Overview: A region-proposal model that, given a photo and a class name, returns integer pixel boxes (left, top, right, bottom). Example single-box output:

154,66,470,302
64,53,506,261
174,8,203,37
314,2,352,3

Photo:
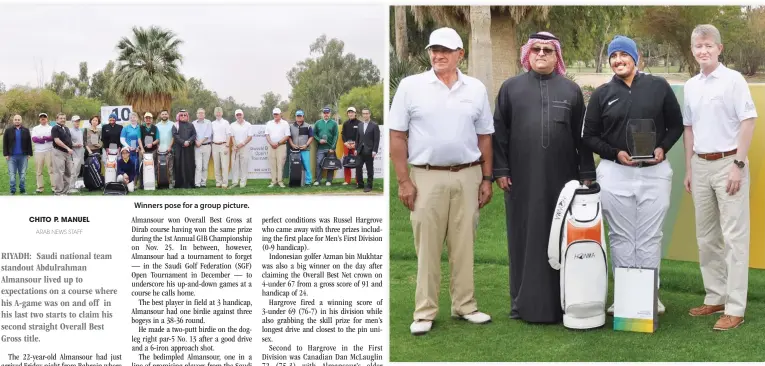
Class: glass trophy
626,119,656,161
144,136,154,147
90,134,99,145
130,140,137,150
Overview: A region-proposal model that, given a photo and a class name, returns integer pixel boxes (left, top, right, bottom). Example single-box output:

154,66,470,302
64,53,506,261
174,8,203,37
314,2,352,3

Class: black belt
618,160,658,168
201,142,211,145
412,160,482,172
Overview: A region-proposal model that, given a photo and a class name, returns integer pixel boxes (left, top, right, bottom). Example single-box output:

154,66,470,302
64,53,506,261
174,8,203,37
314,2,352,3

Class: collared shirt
121,123,142,150
13,128,23,155
683,63,758,154
69,127,84,151
51,123,73,152
230,120,253,145
155,120,174,152
361,120,370,135
193,119,213,143
211,118,232,143
388,68,494,166
141,124,160,152
265,119,291,143
31,124,53,152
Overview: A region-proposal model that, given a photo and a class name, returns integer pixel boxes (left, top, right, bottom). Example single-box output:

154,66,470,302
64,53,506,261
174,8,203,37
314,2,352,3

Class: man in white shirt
31,112,55,193
389,27,495,335
230,109,253,188
682,24,757,331
193,108,213,188
210,107,232,188
265,108,291,188
67,115,85,194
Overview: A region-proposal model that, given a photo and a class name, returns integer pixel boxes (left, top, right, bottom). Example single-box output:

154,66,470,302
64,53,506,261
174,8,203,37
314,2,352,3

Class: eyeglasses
531,47,555,55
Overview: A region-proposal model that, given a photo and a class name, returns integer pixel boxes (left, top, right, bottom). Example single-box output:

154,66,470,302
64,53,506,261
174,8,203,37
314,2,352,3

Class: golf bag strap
547,180,581,270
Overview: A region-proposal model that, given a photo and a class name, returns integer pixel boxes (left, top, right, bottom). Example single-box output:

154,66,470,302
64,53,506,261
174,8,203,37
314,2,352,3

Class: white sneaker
268,183,274,188
342,182,348,185
410,320,432,335
454,311,491,324
314,182,320,186
658,299,666,315
607,304,614,316
278,182,285,188
326,182,331,186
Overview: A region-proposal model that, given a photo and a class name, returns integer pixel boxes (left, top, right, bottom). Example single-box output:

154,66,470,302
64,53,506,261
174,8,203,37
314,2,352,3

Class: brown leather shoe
689,304,724,316
713,315,744,331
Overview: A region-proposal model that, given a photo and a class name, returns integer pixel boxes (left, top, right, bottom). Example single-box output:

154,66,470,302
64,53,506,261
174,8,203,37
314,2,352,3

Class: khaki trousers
35,150,54,191
194,144,212,187
231,147,249,187
268,144,287,184
51,149,72,195
212,143,230,187
410,164,481,321
68,151,84,191
691,154,750,317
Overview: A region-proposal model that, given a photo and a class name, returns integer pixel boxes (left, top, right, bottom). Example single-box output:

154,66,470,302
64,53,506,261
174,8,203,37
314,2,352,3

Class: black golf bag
289,150,305,187
83,153,103,191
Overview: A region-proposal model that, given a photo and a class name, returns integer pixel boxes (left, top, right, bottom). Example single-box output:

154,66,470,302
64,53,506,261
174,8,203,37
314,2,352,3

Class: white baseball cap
235,109,244,115
71,115,81,122
272,108,281,115
425,27,463,50
346,107,356,113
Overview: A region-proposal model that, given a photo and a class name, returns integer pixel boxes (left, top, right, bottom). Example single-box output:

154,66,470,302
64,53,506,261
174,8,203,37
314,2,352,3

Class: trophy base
631,155,654,162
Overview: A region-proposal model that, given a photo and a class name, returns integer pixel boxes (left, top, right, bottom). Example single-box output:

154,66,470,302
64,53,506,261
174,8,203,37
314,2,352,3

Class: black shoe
20,190,25,194
356,185,364,189
364,187,372,193
10,192,15,195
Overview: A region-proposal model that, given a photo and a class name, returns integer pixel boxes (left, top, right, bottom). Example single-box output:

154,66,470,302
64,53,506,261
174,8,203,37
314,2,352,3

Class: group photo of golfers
0,4,385,196
389,5,764,362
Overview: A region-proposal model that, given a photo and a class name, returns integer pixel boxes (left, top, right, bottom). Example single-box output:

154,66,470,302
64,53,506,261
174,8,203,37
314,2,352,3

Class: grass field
0,139,382,196
389,164,765,362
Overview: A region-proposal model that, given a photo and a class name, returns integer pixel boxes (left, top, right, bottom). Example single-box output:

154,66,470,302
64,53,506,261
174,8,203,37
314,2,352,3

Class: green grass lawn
0,138,382,196
389,163,765,362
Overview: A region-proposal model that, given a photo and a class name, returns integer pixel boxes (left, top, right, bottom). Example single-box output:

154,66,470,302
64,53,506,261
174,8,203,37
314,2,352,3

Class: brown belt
412,160,482,172
697,149,737,161
213,141,227,145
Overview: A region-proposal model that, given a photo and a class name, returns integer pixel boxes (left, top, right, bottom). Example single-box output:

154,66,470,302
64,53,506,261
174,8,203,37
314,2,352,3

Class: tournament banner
215,122,385,182
247,124,271,180
661,84,765,269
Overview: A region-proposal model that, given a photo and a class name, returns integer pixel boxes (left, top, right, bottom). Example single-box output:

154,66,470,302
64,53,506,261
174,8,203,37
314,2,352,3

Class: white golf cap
425,27,463,50
346,107,356,112
71,115,81,122
272,108,281,114
235,109,244,115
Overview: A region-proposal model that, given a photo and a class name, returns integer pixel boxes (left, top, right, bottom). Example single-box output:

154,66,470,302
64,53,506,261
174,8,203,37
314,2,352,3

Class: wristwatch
734,159,745,169
483,176,492,181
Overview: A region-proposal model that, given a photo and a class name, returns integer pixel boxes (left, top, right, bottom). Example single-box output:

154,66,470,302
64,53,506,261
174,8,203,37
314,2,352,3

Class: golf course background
388,84,765,362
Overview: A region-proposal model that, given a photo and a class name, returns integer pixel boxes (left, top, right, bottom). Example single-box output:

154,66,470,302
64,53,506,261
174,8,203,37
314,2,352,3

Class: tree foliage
338,83,384,125
2,29,382,133
113,26,187,116
288,35,380,122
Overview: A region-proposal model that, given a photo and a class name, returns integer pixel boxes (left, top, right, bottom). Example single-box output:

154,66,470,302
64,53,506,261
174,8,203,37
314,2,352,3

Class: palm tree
113,26,186,117
410,6,550,108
